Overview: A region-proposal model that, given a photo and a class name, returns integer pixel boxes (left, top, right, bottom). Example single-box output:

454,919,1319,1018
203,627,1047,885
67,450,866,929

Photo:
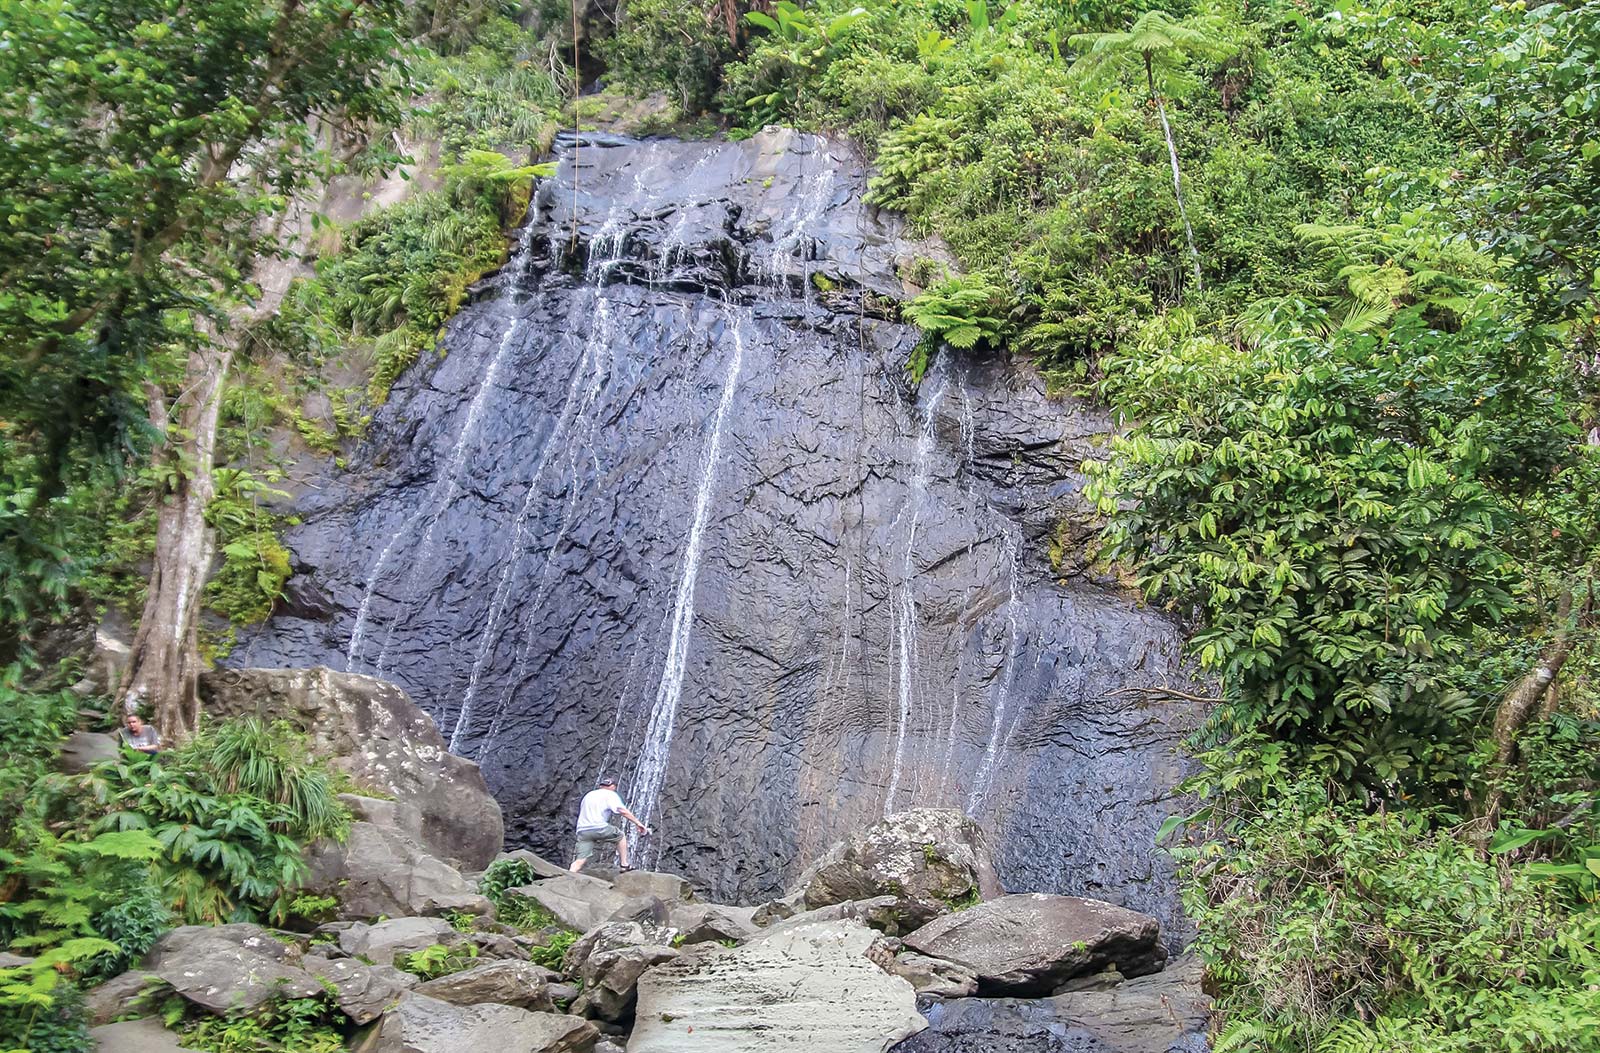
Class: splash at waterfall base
235,129,1204,941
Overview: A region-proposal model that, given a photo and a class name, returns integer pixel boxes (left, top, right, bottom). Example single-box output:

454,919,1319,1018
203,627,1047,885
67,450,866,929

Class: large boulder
199,666,503,868
628,919,925,1052
760,896,902,936
304,819,494,920
84,970,167,1025
58,731,120,774
413,959,557,1011
303,955,417,1024
562,922,678,1021
901,894,1165,996
90,1017,188,1053
143,925,323,1014
891,955,1211,1053
886,953,979,999
371,992,598,1053
793,810,1003,933
336,917,468,967
667,903,758,946
612,871,691,903
506,874,629,933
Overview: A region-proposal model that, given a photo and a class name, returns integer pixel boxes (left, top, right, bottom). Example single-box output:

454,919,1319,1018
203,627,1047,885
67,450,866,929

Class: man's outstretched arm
614,806,650,834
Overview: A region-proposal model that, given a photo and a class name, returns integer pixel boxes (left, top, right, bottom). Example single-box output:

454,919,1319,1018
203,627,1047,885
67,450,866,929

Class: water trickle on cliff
630,308,747,858
885,374,946,815
346,222,539,672
969,520,1026,813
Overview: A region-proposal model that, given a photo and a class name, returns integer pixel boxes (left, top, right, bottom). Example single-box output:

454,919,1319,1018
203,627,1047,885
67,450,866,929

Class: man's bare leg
570,857,587,873
616,835,630,870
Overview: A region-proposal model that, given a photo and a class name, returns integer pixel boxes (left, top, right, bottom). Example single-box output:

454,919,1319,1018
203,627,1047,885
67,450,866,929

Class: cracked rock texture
233,129,1201,937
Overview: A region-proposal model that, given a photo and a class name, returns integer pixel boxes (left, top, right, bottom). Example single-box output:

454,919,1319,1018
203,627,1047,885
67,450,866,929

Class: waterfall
629,309,746,852
884,376,946,814
968,521,1025,813
346,223,538,671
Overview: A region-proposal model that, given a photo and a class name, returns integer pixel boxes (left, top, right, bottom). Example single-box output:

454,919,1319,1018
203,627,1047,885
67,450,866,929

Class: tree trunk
118,324,235,741
1147,54,1203,291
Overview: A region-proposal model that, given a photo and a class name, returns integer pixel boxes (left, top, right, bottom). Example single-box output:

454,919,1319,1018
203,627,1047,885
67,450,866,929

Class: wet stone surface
233,129,1202,939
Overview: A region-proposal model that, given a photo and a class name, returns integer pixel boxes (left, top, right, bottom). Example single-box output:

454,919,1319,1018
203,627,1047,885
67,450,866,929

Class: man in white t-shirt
570,775,651,873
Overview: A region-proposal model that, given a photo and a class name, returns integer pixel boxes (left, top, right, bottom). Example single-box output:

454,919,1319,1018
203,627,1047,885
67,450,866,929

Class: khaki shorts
574,823,624,860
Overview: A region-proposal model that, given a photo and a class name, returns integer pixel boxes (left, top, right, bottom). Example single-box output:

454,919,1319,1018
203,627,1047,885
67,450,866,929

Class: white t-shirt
576,788,626,832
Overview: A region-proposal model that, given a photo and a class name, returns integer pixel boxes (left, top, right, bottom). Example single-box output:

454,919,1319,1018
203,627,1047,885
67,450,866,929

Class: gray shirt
122,725,160,751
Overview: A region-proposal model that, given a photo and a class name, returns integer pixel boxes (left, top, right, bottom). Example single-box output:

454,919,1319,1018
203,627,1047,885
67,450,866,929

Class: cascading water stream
968,520,1026,813
628,309,746,861
884,375,946,814
346,223,538,671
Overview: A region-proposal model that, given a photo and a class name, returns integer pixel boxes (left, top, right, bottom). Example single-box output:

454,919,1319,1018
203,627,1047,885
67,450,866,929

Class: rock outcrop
791,809,1003,932
563,922,679,1021
901,894,1166,996
235,130,1203,935
302,956,417,1024
507,874,632,932
892,955,1211,1053
303,816,494,920
199,666,503,868
333,917,469,967
143,925,324,1014
628,919,925,1052
89,1017,188,1053
413,959,558,1011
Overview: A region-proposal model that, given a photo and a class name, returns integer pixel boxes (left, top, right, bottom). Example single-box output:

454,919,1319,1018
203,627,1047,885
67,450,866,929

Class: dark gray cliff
235,129,1200,936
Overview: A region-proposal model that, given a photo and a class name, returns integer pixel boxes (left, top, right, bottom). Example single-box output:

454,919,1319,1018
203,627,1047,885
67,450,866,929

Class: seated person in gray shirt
122,712,161,754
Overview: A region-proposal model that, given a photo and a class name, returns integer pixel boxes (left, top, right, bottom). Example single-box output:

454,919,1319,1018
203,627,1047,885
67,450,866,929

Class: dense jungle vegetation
2,0,1598,1050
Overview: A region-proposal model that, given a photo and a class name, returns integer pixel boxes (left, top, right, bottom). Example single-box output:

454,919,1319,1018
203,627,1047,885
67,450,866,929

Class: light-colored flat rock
91,1017,190,1052
370,992,597,1053
628,919,925,1052
509,874,629,933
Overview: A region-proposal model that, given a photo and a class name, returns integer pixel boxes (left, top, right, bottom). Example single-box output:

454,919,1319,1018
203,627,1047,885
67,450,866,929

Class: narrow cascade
968,521,1025,813
345,224,538,670
629,308,746,858
885,375,946,815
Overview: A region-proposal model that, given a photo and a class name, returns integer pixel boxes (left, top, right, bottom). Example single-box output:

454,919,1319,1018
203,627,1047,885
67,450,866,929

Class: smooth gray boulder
759,895,902,936
338,916,467,967
499,848,570,880
90,1017,188,1053
793,810,1003,934
143,924,322,1013
84,969,167,1025
628,919,925,1052
887,953,979,998
901,894,1165,996
507,874,629,933
199,666,504,868
371,992,598,1053
414,958,556,1011
612,871,691,902
667,903,757,945
891,955,1210,1053
304,819,494,920
303,955,416,1024
58,730,120,774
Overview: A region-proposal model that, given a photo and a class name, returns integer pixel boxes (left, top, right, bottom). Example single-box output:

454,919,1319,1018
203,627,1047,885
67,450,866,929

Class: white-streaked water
883,376,946,814
346,224,538,671
629,308,747,857
968,521,1025,813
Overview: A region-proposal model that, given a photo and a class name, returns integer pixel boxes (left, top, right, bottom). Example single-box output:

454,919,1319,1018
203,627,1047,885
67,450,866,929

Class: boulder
199,666,503,868
303,955,417,1024
607,895,672,931
886,954,978,999
0,951,34,968
304,820,494,921
628,919,926,1052
143,924,323,1014
792,810,1003,934
562,923,678,1021
499,848,570,880
469,930,530,960
891,955,1210,1053
667,903,758,946
414,959,557,1011
72,627,131,699
338,917,468,967
759,896,902,936
507,874,629,933
90,1017,188,1053
612,871,691,903
58,731,120,774
84,970,167,1025
370,992,598,1053
750,892,805,928
901,894,1165,996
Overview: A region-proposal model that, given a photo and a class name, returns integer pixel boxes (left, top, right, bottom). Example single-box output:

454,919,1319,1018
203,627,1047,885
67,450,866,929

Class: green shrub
395,942,479,981
180,994,345,1053
599,0,733,114
80,874,172,983
0,983,92,1053
526,929,577,972
478,856,535,905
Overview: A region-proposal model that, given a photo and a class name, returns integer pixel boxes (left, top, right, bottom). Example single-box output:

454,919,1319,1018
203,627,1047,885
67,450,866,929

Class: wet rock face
233,129,1200,935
